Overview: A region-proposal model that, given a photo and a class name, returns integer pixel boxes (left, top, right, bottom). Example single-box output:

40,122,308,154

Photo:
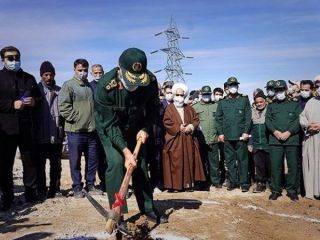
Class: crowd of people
0,45,320,222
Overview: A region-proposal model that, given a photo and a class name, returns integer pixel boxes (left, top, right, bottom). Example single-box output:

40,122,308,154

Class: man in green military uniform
94,48,168,225
266,80,300,201
216,77,251,192
265,80,276,103
193,86,221,188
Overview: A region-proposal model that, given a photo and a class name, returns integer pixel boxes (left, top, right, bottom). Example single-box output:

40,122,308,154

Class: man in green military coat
216,77,251,192
193,85,221,188
266,80,300,201
265,80,276,103
94,48,168,224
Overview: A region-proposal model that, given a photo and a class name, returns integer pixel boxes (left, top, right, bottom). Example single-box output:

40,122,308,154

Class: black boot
25,188,39,203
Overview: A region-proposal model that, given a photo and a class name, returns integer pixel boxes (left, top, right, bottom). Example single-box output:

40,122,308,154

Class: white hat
172,82,189,97
314,74,320,83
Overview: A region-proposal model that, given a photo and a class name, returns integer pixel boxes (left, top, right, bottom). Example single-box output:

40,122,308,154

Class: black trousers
36,143,63,194
253,149,271,183
96,140,107,191
0,133,37,203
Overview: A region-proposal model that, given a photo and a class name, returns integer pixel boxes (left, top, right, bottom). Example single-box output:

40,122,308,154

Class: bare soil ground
1,158,320,240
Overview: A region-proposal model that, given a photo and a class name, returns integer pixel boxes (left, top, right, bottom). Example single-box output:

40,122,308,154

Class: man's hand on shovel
123,148,137,170
105,137,143,235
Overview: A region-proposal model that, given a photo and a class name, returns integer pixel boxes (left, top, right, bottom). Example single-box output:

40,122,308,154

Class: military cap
201,85,212,94
119,47,150,86
265,80,275,89
274,80,287,89
226,77,240,85
163,80,174,88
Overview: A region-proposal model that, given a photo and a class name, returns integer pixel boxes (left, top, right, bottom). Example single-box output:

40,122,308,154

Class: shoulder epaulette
105,78,118,91
147,70,157,82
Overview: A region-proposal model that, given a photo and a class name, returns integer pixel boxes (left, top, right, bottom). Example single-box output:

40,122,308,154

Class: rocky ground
1,158,320,240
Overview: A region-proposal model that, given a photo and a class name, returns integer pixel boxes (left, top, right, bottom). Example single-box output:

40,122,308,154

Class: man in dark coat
266,80,300,201
94,48,168,226
0,46,42,210
216,77,252,192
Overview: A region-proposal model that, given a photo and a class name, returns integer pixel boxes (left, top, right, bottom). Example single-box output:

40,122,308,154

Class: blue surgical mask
5,60,21,71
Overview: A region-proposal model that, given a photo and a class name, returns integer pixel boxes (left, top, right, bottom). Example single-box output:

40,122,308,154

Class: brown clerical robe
162,103,206,191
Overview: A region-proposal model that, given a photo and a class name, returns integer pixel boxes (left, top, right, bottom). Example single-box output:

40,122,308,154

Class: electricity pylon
151,17,193,83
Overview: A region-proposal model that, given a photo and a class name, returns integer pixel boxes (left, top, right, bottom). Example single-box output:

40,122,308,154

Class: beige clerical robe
300,97,320,199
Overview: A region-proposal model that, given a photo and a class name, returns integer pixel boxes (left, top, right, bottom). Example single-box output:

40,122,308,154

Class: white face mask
120,77,138,92
165,93,173,102
173,95,184,108
214,95,223,101
300,90,311,99
229,86,238,94
276,91,286,101
5,60,21,71
76,72,88,81
202,95,211,103
92,76,101,82
267,90,275,97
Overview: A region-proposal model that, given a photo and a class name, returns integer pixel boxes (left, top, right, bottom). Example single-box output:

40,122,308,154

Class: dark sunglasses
175,94,184,97
4,55,20,61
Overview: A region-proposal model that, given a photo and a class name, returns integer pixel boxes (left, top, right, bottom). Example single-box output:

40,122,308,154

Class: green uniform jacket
216,94,251,141
265,99,300,146
58,76,95,132
193,101,218,144
94,67,159,151
251,107,269,152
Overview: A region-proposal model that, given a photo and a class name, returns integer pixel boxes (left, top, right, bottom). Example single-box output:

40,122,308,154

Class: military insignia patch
125,71,137,84
276,81,281,86
105,79,118,91
132,62,142,73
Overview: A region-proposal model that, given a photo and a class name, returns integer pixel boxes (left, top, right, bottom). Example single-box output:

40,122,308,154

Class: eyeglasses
175,94,184,97
4,55,20,61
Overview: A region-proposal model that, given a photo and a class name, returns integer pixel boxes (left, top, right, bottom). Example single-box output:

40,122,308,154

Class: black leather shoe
0,200,12,211
25,189,39,203
241,185,249,192
227,184,239,191
212,183,222,189
269,192,281,200
287,192,299,201
145,211,168,224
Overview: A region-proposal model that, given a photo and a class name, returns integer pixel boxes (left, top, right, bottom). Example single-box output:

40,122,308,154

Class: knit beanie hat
40,61,55,76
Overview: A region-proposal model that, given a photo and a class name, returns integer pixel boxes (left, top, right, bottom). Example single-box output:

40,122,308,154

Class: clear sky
1,0,319,98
